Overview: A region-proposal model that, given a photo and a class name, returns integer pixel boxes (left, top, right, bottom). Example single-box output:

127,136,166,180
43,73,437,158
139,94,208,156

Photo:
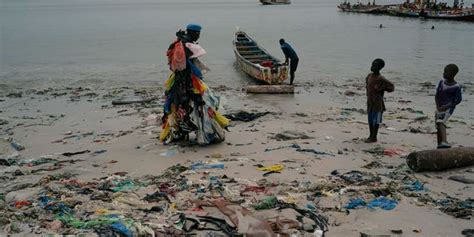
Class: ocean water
1,0,473,89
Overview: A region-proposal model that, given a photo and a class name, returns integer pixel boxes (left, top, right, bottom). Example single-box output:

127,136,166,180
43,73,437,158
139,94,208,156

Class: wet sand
0,79,473,236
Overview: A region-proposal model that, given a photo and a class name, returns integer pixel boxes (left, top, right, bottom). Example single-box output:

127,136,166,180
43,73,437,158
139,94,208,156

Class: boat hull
387,7,474,21
260,0,291,5
338,5,386,14
233,31,288,85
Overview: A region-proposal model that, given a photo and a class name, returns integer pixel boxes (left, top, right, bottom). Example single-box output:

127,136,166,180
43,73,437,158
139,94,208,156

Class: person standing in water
279,39,299,85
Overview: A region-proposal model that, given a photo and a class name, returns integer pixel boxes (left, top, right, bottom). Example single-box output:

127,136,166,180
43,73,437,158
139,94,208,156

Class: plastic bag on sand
236,211,272,237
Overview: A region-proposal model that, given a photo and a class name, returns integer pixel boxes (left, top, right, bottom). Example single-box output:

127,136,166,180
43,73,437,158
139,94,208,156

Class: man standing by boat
279,39,299,85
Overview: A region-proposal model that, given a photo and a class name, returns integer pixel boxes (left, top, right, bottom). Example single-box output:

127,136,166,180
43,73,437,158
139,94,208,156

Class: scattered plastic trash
256,164,284,172
39,196,72,215
0,118,9,125
8,138,25,151
109,179,139,192
363,146,385,155
110,221,133,237
391,229,403,234
252,196,278,210
14,200,31,208
271,131,313,141
160,146,178,157
296,148,335,156
62,150,91,157
93,149,107,155
191,162,225,170
345,197,397,210
47,220,63,231
339,170,381,185
383,148,406,157
264,144,300,152
344,198,367,209
367,197,398,210
263,171,281,177
224,111,272,122
405,180,424,191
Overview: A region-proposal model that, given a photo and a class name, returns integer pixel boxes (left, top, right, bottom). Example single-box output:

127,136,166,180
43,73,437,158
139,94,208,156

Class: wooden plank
246,85,294,94
244,54,271,59
236,45,258,49
239,50,263,54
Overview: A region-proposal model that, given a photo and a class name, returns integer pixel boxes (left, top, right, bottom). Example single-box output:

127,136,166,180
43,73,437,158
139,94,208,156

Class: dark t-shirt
281,43,299,60
366,73,394,112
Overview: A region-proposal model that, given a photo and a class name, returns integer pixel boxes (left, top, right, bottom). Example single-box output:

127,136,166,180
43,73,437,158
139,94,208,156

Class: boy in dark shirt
435,64,462,149
365,58,394,143
279,39,299,85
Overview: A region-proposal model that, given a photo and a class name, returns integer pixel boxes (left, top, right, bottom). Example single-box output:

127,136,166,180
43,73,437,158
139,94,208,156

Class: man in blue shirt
279,39,299,85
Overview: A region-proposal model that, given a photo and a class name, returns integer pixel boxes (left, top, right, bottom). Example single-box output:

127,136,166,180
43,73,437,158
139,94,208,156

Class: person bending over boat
279,39,299,85
160,24,229,145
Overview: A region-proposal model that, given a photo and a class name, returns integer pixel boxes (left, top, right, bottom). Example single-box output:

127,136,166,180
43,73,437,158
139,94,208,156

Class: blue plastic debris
367,197,398,210
405,180,424,191
344,198,367,209
39,196,72,214
9,139,25,151
191,162,225,170
110,221,133,237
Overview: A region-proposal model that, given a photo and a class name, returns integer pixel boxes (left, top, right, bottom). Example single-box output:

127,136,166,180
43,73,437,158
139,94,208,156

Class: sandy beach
1,74,473,236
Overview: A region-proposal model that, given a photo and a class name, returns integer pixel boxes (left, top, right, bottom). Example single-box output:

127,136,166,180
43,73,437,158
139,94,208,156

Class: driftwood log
246,85,294,94
407,147,474,172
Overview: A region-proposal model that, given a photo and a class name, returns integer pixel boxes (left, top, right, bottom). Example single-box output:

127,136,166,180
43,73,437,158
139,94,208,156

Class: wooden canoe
337,4,386,13
233,31,288,85
260,0,291,5
388,7,474,21
424,10,474,22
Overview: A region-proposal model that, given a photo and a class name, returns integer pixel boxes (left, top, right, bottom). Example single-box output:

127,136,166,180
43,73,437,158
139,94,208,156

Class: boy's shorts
435,111,451,125
368,112,383,127
290,59,299,72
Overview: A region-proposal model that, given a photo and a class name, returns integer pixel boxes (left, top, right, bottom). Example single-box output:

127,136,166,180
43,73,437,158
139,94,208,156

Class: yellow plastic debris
214,111,230,127
95,209,122,215
256,164,284,172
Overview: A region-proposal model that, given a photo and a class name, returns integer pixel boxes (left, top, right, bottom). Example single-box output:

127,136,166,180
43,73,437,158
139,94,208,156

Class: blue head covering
186,24,202,32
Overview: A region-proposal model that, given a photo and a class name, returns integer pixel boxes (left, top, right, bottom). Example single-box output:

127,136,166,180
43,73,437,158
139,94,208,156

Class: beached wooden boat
260,0,291,5
233,31,288,85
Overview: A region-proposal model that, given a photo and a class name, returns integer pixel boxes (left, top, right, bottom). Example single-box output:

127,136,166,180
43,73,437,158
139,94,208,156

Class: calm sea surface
1,0,473,88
